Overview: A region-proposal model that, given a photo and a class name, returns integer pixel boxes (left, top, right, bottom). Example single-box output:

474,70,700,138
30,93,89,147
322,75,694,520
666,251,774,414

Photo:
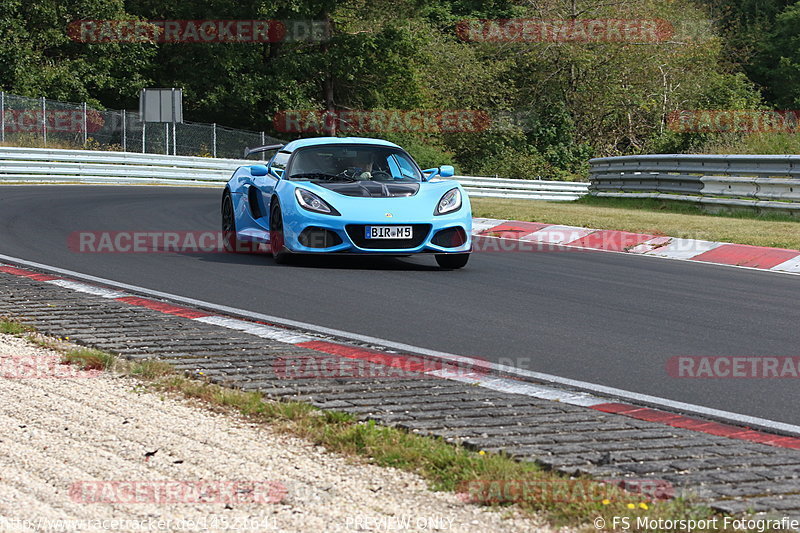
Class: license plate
365,226,413,239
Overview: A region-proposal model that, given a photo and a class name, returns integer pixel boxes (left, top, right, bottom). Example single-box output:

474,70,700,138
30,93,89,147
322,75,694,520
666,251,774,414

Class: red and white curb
472,217,800,274
2,259,800,450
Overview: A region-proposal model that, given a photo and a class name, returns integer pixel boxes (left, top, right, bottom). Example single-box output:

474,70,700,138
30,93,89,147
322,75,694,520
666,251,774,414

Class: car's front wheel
435,253,469,269
270,201,291,264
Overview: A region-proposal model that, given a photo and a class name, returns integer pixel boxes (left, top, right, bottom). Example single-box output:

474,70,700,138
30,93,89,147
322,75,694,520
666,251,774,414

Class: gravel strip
0,333,557,533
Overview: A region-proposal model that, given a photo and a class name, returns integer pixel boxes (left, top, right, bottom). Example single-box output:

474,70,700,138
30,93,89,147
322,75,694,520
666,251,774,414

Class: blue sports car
221,137,472,269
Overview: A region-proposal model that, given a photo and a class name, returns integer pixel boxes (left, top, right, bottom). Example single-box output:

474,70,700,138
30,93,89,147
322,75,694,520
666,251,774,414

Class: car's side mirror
251,165,268,177
439,165,455,178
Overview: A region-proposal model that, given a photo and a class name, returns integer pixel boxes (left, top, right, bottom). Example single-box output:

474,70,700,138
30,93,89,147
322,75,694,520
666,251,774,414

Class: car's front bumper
282,205,472,255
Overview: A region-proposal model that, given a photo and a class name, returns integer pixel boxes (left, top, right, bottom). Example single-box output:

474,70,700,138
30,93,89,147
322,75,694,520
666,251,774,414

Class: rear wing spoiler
243,144,285,159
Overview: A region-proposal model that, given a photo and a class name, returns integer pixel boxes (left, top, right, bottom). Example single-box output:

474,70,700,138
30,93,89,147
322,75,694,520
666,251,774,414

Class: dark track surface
1,186,798,425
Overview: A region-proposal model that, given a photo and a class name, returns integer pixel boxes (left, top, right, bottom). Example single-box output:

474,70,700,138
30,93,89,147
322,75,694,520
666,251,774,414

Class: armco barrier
0,146,248,185
589,154,800,214
0,146,588,200
441,175,587,200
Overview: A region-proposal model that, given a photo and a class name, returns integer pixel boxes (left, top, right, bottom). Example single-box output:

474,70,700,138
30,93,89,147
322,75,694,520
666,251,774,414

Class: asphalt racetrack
1,186,798,425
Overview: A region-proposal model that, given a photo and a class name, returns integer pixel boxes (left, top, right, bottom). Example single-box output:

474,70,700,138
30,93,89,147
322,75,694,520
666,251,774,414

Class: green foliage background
2,0,798,178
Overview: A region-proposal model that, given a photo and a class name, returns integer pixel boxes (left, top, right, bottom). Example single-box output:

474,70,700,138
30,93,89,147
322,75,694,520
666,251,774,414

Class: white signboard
139,88,183,123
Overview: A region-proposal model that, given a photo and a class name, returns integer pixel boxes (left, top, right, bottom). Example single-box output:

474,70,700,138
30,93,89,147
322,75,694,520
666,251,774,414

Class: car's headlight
435,188,462,215
295,188,340,215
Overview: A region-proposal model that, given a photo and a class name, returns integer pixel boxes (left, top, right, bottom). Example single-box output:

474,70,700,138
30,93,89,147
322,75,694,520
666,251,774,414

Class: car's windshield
287,145,423,182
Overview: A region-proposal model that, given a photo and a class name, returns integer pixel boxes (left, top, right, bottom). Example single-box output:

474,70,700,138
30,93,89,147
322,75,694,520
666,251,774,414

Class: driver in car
348,152,375,180
292,151,338,177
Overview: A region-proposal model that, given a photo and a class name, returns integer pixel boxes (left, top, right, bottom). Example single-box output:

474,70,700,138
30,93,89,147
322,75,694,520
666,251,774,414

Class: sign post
139,88,183,155
41,97,47,146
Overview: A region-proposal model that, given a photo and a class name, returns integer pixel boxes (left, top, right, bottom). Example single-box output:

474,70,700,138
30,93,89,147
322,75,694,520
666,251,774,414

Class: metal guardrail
0,147,254,185
445,175,587,200
589,154,800,212
0,147,588,200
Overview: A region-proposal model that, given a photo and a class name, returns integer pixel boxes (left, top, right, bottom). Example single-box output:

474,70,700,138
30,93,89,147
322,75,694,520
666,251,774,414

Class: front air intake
298,227,343,248
431,227,467,248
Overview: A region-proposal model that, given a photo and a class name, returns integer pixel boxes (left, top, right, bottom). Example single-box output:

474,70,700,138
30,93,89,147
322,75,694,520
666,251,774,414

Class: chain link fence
0,92,281,159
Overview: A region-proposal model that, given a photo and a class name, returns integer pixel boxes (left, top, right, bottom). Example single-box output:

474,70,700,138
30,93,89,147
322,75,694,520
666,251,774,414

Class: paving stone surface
1,271,800,518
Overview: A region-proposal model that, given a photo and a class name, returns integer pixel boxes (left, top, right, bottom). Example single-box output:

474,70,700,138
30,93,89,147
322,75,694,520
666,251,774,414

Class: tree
0,0,154,105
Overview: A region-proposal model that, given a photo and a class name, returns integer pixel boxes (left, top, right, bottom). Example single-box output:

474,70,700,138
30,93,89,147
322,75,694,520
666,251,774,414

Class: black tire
435,253,469,269
270,201,291,264
221,191,241,253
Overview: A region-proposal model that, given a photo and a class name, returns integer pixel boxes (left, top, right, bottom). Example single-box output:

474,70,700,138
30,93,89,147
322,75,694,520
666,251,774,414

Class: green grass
0,317,33,335
144,371,710,528
25,334,63,350
472,196,800,250
122,362,786,531
575,196,800,222
62,347,115,371
3,320,788,531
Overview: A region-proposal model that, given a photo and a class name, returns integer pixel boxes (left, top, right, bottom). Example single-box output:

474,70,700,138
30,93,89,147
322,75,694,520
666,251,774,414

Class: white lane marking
472,219,800,278
643,238,723,260
772,255,800,273
520,225,596,244
627,236,673,254
471,218,509,233
195,315,313,344
2,253,799,436
47,279,131,299
428,369,606,407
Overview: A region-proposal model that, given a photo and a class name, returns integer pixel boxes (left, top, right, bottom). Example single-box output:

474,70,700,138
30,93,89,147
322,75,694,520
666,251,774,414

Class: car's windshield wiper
289,172,357,182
